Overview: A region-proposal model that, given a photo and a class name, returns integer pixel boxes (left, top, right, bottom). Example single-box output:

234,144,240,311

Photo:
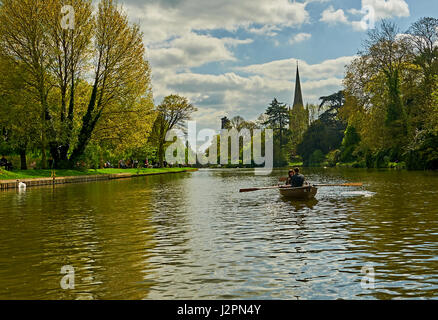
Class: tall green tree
297,92,346,166
363,21,414,152
0,55,40,169
150,95,197,167
0,0,154,168
0,0,55,168
265,98,289,147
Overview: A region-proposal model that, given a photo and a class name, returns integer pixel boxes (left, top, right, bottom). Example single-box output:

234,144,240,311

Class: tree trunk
20,149,27,170
68,83,100,166
58,71,76,166
159,141,165,168
99,149,104,169
41,133,47,169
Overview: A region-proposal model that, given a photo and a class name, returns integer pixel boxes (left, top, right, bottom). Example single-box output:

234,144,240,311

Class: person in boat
290,168,305,187
285,169,295,186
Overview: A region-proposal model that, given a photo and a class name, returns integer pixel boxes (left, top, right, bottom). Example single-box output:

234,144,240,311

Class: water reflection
0,168,437,299
282,199,319,212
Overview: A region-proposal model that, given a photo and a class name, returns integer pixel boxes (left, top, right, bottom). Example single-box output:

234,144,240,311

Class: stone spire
293,63,304,109
289,61,308,140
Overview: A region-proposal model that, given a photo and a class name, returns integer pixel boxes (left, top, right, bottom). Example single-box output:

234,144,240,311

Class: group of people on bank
0,156,13,171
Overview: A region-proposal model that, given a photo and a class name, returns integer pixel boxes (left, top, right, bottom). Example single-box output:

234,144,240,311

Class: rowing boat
279,185,318,200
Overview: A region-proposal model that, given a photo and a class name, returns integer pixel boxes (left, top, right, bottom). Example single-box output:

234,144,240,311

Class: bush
406,133,438,170
374,150,390,168
340,126,360,162
308,149,325,167
326,149,341,167
352,160,367,168
340,145,356,162
389,161,406,170
365,150,375,168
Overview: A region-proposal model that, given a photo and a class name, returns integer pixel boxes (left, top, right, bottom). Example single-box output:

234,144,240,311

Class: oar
239,186,280,193
239,182,363,193
314,183,363,187
279,176,362,186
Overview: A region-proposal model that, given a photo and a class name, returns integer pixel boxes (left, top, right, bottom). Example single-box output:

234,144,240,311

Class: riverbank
0,168,197,190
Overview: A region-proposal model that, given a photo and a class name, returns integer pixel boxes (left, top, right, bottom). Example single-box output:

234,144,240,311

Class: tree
318,91,345,124
296,91,346,166
407,17,438,132
150,95,197,167
408,17,438,86
363,21,414,149
0,0,154,168
342,18,438,169
229,116,246,131
340,125,361,163
265,98,289,146
0,0,55,168
69,0,152,166
289,103,309,155
264,99,290,166
297,120,345,166
0,53,40,169
44,0,94,164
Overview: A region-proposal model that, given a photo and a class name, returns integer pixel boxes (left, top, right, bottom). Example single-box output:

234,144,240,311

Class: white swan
17,180,27,190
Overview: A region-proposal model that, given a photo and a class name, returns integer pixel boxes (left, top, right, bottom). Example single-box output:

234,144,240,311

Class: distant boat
279,185,318,200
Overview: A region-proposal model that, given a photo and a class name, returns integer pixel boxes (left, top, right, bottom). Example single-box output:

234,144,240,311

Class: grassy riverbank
0,168,195,181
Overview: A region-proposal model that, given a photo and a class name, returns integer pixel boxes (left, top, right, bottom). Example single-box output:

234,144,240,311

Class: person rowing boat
279,168,314,198
283,168,306,188
239,168,363,198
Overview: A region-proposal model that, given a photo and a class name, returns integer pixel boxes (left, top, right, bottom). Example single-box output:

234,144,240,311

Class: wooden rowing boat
279,185,318,200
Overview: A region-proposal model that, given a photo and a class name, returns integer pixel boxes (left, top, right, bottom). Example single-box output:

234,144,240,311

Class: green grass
288,162,304,167
0,167,194,180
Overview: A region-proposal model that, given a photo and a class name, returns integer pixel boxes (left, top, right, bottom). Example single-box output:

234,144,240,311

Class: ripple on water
0,168,437,299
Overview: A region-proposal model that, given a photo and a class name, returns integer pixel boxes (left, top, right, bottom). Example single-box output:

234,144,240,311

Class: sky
118,0,438,131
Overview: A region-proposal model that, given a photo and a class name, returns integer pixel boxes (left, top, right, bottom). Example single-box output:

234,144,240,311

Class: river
0,168,437,299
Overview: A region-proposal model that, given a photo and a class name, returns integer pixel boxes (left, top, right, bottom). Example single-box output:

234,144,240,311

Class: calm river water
0,168,437,299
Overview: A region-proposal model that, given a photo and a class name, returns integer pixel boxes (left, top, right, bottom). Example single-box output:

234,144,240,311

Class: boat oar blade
344,183,363,187
314,183,363,187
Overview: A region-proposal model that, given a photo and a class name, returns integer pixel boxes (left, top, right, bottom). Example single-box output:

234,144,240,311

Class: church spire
293,63,304,109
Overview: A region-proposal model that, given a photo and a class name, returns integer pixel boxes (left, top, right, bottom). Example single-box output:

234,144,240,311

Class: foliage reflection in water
0,168,437,299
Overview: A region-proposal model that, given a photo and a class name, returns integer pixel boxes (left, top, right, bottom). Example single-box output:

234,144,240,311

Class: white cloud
362,0,409,20
116,1,368,129
247,25,281,37
150,56,357,130
320,6,349,25
125,0,310,44
237,56,356,81
123,0,314,121
289,33,312,45
321,0,410,31
148,33,253,71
